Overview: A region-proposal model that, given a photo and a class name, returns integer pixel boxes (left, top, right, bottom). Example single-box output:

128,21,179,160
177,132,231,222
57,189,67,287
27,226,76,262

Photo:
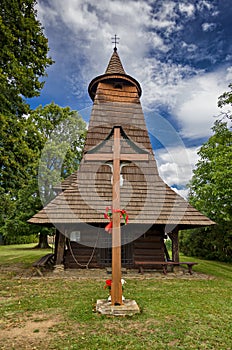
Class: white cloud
172,70,229,139
178,3,195,18
156,146,199,186
182,42,197,52
226,67,232,81
137,58,196,110
202,22,217,32
197,0,215,12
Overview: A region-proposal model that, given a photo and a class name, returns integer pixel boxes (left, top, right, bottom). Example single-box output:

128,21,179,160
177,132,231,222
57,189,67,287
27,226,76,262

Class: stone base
53,264,64,273
96,299,140,316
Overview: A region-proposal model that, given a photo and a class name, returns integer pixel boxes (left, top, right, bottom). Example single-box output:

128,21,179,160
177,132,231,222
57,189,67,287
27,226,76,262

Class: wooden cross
85,126,148,305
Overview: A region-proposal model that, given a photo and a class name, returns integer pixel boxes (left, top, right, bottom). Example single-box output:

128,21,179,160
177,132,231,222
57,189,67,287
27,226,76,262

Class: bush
3,234,38,245
179,226,232,263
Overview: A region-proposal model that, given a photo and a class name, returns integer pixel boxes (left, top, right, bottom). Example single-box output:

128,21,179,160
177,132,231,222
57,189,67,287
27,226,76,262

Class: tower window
114,83,123,89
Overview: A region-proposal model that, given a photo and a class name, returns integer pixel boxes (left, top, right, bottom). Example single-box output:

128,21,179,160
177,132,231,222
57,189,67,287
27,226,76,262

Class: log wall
64,226,165,269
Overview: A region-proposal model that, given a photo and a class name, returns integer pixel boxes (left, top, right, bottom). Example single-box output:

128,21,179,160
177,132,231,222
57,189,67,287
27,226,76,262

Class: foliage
180,226,232,262
181,84,232,262
0,114,41,196
0,245,232,349
0,0,53,116
3,233,37,245
218,82,232,108
165,238,172,251
30,103,87,205
0,0,53,235
188,116,232,225
1,103,86,244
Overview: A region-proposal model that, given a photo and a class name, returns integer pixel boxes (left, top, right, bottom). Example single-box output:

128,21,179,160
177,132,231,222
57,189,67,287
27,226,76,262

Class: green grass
179,253,232,281
0,243,52,267
0,244,232,350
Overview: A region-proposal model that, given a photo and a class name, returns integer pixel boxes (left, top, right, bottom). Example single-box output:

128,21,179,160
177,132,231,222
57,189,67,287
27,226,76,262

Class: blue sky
29,0,232,198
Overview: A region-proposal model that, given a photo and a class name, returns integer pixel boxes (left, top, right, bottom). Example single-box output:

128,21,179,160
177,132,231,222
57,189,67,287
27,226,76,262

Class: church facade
29,48,214,270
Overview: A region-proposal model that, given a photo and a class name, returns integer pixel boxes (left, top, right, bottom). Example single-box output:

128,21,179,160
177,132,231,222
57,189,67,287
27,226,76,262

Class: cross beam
84,153,148,161
84,127,148,305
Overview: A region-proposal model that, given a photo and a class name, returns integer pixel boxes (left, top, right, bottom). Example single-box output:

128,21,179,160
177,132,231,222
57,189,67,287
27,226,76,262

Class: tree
218,83,232,108
180,84,232,262
0,0,53,193
29,103,87,205
0,103,87,247
188,116,232,225
0,0,53,245
0,0,53,116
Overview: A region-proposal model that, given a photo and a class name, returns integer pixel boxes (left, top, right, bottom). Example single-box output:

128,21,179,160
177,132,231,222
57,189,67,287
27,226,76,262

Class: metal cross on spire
111,34,120,51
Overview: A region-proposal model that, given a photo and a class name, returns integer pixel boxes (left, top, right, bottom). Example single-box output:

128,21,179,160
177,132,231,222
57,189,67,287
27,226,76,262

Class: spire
88,40,142,100
105,49,126,75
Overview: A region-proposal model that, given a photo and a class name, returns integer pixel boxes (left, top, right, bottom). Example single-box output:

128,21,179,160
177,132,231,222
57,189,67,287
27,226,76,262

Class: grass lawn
0,244,231,350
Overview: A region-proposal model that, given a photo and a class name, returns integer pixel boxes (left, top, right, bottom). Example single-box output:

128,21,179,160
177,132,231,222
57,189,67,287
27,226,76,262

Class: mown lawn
0,244,231,350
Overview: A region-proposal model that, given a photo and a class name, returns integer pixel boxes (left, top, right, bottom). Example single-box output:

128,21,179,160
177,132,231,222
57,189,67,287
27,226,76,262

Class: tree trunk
168,228,179,262
35,232,50,249
55,231,66,265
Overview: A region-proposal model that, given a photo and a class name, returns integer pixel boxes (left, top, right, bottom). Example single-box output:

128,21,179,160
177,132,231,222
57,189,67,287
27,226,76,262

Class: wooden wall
64,226,165,269
133,233,165,264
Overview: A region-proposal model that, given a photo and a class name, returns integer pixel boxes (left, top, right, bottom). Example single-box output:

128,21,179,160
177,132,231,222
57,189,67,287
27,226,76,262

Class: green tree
0,0,54,245
188,116,232,225
218,83,232,108
0,0,53,193
1,103,87,247
180,85,232,262
30,103,87,205
0,0,53,116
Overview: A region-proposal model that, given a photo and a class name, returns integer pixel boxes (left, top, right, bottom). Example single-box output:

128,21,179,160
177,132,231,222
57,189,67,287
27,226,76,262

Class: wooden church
29,46,214,271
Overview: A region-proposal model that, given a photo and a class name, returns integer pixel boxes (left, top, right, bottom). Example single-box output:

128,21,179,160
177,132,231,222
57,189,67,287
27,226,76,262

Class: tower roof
105,48,126,75
88,49,142,100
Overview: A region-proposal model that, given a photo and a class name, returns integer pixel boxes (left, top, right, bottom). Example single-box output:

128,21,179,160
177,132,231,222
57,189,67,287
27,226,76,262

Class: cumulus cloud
202,22,217,32
226,66,232,81
138,58,197,111
178,3,195,18
172,70,230,139
155,146,200,198
196,0,215,12
156,146,199,184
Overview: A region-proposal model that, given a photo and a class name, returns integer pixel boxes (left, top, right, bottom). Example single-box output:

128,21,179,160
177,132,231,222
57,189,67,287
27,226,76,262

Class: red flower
104,279,112,289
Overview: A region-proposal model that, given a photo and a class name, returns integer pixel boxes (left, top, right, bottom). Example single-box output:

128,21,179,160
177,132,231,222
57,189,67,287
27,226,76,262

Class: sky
29,0,232,198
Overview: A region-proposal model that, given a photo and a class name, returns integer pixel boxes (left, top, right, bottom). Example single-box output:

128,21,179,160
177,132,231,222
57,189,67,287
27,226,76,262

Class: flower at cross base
104,279,112,290
104,278,126,290
104,278,126,302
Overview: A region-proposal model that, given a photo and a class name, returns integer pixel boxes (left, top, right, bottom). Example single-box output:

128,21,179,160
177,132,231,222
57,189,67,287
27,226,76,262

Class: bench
32,253,54,276
135,261,198,275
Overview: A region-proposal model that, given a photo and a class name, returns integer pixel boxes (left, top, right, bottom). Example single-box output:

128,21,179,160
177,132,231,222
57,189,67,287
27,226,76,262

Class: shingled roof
28,49,214,229
105,48,126,75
